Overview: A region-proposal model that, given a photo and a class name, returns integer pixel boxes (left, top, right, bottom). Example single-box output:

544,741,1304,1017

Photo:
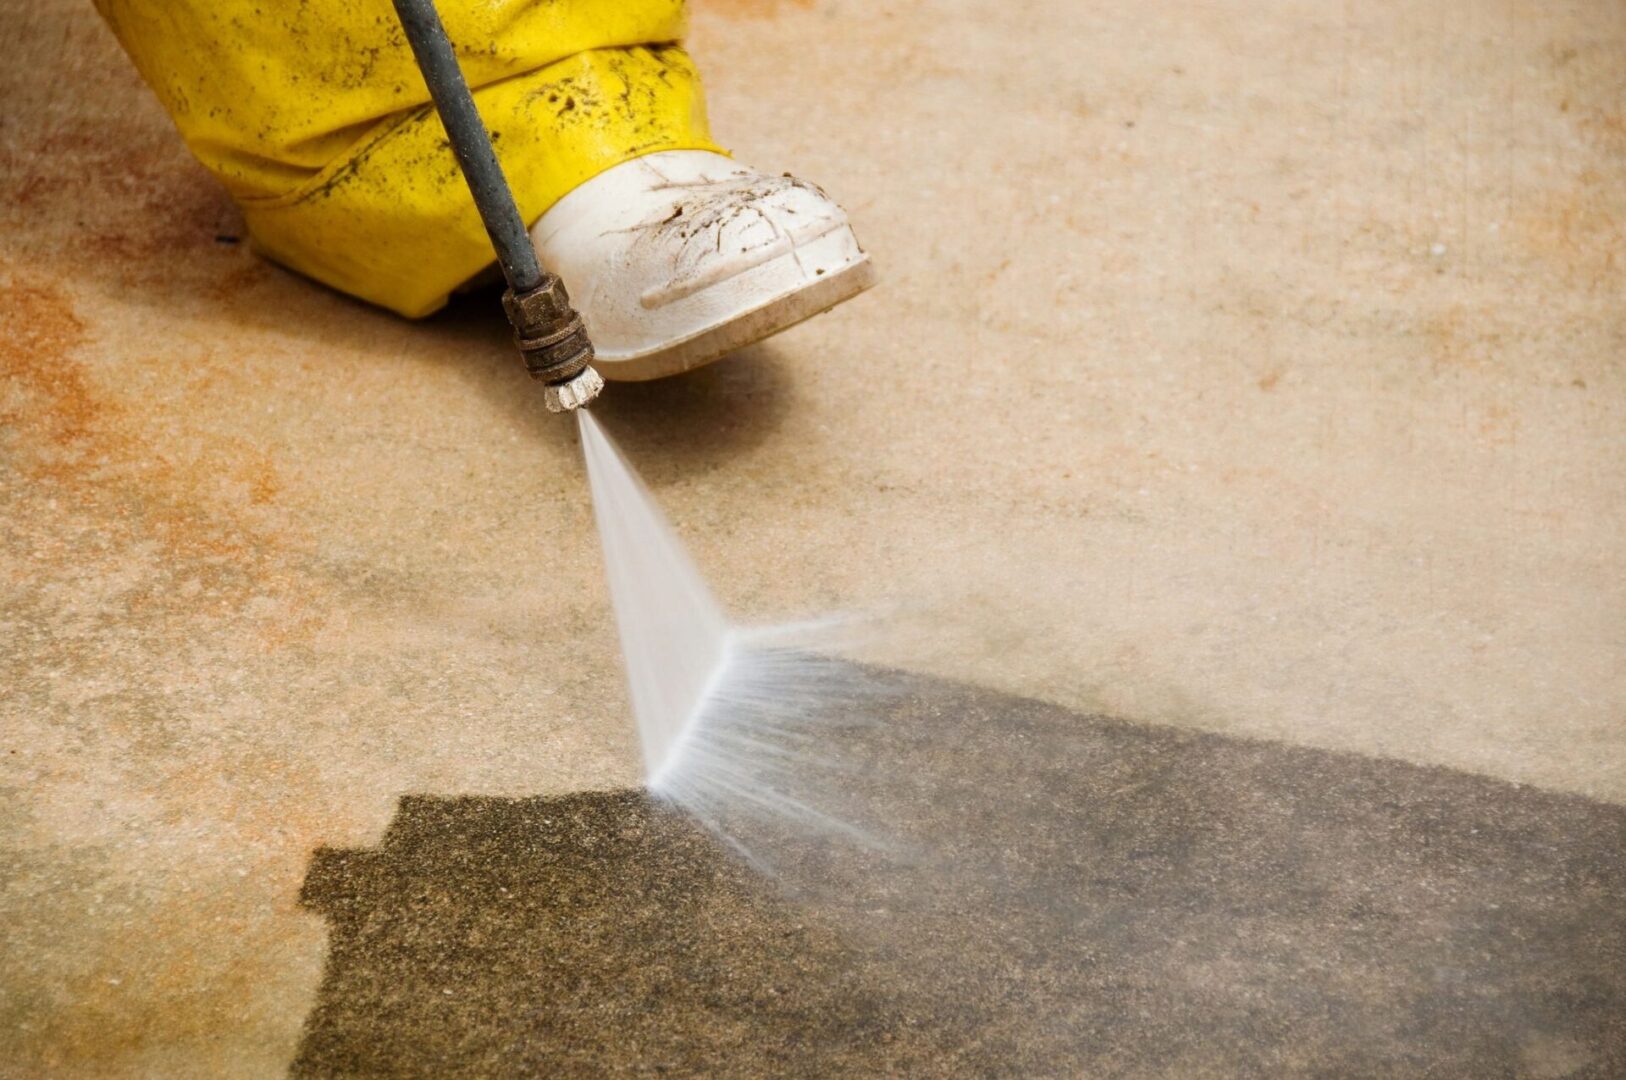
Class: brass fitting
502,276,602,413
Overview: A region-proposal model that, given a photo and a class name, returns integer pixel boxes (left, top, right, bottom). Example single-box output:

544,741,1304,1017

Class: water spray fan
392,0,603,413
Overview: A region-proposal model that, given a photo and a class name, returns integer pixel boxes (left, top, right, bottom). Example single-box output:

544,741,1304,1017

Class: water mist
578,410,890,861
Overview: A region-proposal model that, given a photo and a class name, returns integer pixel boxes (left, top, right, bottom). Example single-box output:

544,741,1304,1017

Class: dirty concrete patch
295,667,1626,1077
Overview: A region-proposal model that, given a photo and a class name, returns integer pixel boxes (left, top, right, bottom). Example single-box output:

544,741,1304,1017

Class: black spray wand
392,0,602,412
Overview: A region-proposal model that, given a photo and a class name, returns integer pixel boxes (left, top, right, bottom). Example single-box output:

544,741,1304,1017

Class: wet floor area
295,667,1626,1077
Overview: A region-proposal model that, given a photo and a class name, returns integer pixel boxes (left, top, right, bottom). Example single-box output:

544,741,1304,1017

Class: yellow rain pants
93,1,723,317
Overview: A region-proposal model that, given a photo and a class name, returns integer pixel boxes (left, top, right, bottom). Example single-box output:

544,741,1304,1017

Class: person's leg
96,0,872,372
94,0,720,316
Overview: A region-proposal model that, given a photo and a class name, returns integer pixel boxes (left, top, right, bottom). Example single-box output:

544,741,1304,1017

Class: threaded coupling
502,276,602,412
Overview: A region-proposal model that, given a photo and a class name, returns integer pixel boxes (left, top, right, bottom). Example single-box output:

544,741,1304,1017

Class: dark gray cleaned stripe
294,665,1626,1078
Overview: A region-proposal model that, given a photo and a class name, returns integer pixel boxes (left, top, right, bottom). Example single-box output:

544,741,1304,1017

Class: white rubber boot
530,150,874,381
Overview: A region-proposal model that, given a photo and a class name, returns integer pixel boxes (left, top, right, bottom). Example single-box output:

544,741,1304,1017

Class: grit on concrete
2,0,1623,1075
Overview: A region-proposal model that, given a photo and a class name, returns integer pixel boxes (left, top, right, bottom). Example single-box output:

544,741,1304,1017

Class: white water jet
578,411,892,861
578,409,903,876
578,410,731,783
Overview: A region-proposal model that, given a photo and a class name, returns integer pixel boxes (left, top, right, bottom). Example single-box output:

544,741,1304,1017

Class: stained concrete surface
2,0,1624,1074
293,668,1626,1077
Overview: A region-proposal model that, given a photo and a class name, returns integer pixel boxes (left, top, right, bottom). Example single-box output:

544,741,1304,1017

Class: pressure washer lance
392,0,602,412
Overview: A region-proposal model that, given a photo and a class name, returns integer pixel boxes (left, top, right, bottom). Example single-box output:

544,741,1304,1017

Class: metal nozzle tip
543,365,605,413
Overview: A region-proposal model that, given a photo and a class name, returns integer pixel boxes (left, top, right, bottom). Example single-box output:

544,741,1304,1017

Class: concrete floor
3,0,1623,1075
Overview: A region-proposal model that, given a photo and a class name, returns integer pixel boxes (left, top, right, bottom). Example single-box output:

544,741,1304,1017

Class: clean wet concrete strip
294,667,1626,1077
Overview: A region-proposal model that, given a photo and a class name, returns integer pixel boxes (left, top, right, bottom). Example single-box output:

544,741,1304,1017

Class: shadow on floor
421,287,801,477
294,667,1626,1077
109,241,801,479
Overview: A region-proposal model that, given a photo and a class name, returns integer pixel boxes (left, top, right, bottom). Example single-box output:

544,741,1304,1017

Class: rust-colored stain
1509,175,1623,290
0,275,99,455
1418,301,1504,372
0,271,246,554
239,454,283,506
0,269,315,644
1418,302,1470,367
9,122,230,274
1577,108,1626,151
695,0,815,19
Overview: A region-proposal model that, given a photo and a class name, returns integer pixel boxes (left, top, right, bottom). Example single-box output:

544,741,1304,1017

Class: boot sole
593,255,876,382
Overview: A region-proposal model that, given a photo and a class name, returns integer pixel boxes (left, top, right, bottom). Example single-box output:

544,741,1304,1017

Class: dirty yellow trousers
93,0,722,317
